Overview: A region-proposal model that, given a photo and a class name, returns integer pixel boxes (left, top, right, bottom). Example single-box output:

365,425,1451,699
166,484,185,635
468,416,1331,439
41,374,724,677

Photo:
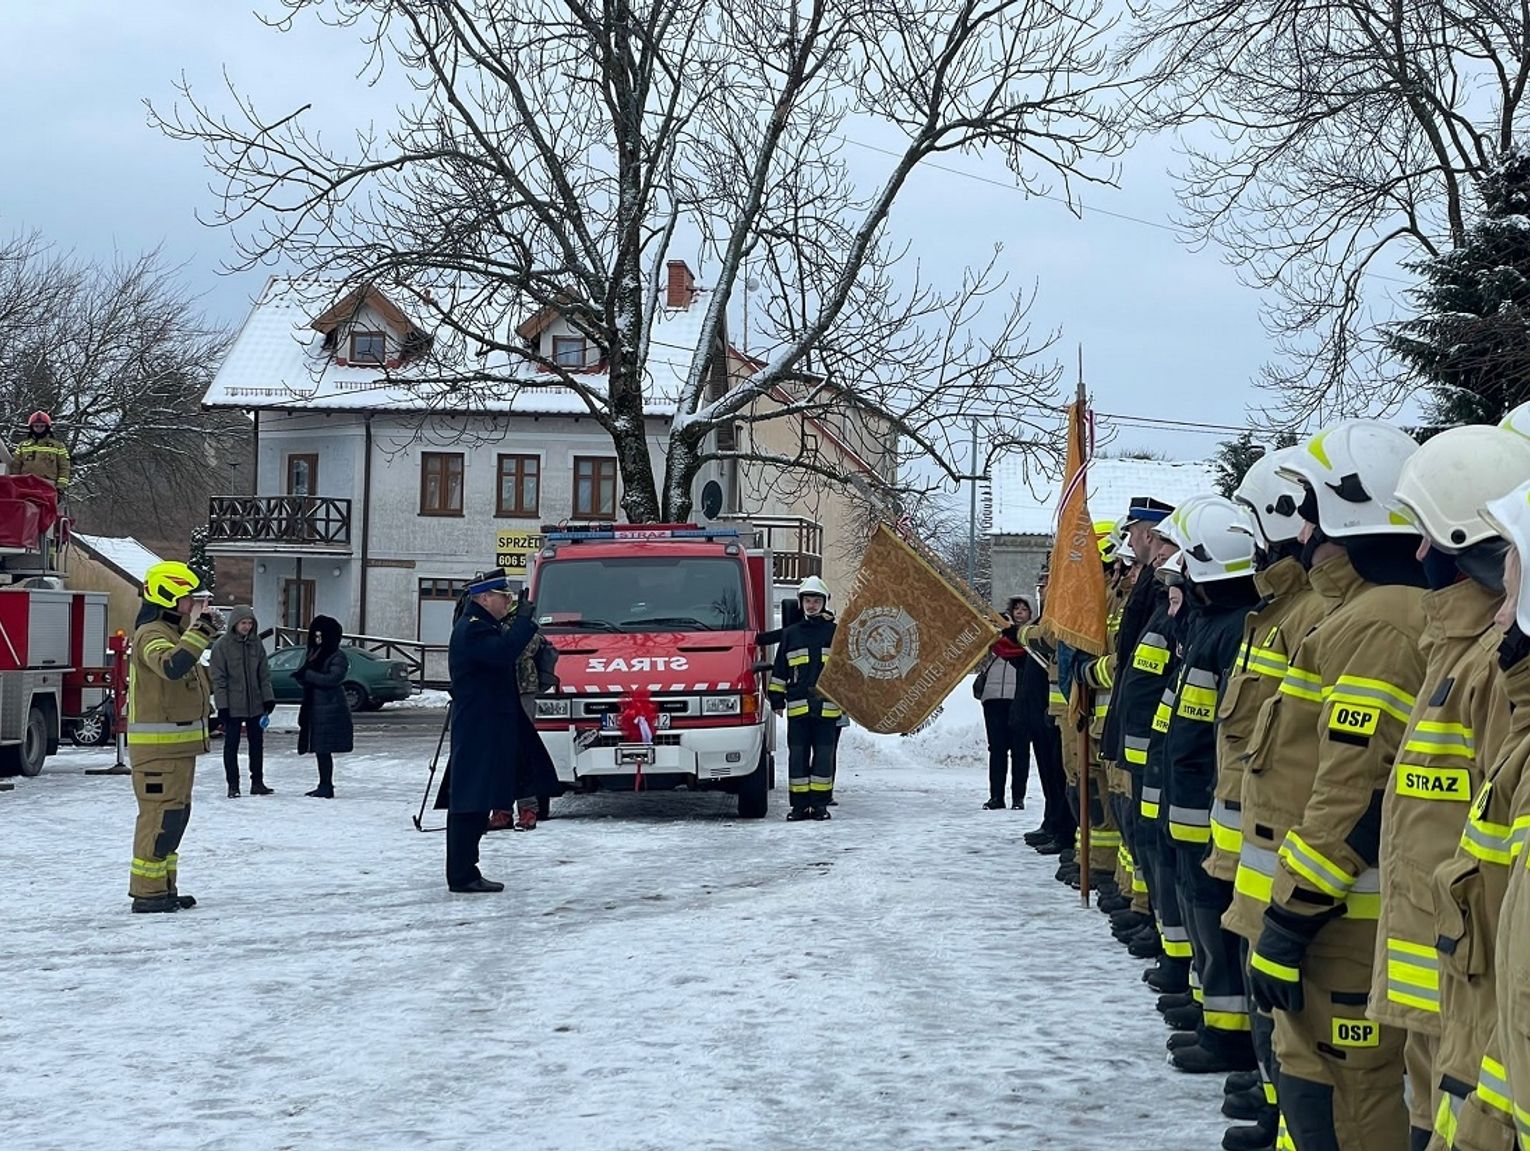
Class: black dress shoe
131,894,180,914
449,877,506,893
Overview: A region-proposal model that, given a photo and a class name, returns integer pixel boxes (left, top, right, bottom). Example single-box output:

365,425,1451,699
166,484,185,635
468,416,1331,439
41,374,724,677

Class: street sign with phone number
495,531,544,575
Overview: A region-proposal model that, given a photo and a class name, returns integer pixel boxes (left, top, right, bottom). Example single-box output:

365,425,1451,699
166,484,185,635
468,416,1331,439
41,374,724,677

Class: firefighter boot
1163,1003,1203,1032
1171,1042,1259,1074
1221,1086,1267,1121
1145,960,1190,994
1167,1031,1200,1051
1224,1071,1260,1095
132,894,179,914
1221,1115,1277,1151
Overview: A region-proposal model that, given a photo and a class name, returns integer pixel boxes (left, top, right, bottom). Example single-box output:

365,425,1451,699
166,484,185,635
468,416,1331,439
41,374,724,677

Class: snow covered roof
990,456,1221,536
74,533,163,584
202,276,717,416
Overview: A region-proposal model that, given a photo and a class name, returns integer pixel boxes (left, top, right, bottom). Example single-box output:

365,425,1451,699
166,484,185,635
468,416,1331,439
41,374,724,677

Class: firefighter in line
769,576,840,821
1241,420,1428,1151
13,410,70,490
1215,446,1327,1151
1451,476,1530,1151
126,561,219,914
1158,496,1266,1079
1369,426,1530,1150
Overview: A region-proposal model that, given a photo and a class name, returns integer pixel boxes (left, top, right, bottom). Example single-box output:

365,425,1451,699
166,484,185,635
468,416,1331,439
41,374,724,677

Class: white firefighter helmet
1276,420,1420,538
1483,480,1530,632
1389,424,1530,552
1232,446,1306,546
797,575,831,603
1113,516,1136,563
1167,495,1259,583
1154,493,1218,550
1501,401,1530,440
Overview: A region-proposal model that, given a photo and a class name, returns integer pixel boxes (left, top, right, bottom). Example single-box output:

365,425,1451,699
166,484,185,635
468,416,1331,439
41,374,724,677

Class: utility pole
967,418,979,588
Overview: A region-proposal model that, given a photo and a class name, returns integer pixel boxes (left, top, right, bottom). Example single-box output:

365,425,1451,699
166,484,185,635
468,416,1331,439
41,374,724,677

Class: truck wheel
737,748,770,819
71,710,112,747
3,704,50,778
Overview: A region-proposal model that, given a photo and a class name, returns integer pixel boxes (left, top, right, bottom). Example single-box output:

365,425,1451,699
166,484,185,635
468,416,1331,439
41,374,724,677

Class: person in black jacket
444,570,559,892
769,576,840,821
974,595,1033,809
293,615,353,798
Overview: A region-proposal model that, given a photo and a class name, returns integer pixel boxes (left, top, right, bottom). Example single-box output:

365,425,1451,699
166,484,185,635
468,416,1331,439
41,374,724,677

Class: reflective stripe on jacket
769,614,840,720
13,432,70,487
1370,578,1509,1034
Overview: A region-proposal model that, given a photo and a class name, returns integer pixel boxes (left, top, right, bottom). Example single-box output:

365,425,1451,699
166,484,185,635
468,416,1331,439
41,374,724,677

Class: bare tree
1121,1,1530,422
0,236,240,498
152,0,1127,521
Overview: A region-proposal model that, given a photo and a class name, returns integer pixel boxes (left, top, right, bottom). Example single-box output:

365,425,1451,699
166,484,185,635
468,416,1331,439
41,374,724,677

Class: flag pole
1075,356,1092,908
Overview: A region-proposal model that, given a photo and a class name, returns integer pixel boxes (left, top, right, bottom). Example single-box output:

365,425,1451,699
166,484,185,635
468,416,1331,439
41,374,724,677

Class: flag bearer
1218,447,1332,1151
1241,420,1427,1151
1371,427,1529,1150
769,576,841,821
127,561,218,914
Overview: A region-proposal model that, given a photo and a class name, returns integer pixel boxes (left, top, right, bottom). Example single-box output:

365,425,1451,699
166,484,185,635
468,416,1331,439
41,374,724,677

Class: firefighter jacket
1141,602,1194,826
13,431,70,488
1162,594,1252,850
1223,551,1409,945
127,604,214,766
1103,567,1157,762
768,614,841,720
1257,554,1428,962
1111,586,1176,780
1429,653,1530,1147
1207,559,1327,884
1370,578,1509,1037
1478,741,1530,1147
1086,575,1133,743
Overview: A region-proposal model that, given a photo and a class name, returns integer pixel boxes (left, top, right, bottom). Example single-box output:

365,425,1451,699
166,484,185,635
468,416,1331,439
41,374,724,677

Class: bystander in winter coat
210,606,275,719
294,616,353,756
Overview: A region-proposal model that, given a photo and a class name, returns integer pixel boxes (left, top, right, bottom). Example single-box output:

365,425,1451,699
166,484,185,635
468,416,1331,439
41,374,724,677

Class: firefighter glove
1248,906,1323,1014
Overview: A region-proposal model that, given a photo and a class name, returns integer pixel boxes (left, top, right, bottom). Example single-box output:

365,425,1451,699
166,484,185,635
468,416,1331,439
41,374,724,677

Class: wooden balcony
719,515,823,585
206,496,353,556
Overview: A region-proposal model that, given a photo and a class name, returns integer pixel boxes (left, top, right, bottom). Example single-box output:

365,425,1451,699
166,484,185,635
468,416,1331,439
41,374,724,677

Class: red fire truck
528,524,776,817
0,476,112,778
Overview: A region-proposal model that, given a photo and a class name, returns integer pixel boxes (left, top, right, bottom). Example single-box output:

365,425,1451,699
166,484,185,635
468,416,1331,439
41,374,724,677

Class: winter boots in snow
227,783,240,798
250,782,274,796
132,894,180,914
1170,1042,1259,1075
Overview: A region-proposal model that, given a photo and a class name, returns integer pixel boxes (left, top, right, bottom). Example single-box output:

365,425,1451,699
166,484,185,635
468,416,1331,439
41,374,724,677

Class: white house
201,263,887,646
988,455,1222,606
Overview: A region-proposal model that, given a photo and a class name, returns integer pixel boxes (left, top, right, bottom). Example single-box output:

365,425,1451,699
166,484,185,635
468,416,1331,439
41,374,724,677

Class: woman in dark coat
444,572,558,892
293,615,353,798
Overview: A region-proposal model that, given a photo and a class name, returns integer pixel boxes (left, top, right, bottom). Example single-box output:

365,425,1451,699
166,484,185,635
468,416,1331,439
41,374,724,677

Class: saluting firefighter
769,576,840,821
127,561,219,914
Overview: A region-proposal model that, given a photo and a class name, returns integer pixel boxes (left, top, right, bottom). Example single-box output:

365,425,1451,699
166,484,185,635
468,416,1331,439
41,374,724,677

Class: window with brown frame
573,456,618,520
552,335,590,368
285,454,318,496
496,454,540,518
349,330,387,363
419,452,465,516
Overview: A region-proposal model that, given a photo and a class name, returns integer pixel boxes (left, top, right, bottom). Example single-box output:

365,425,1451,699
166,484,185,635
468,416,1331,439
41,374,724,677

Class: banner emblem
847,606,921,680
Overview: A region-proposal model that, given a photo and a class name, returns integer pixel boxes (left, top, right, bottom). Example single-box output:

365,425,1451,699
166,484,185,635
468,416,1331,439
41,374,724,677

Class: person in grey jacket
209,605,276,797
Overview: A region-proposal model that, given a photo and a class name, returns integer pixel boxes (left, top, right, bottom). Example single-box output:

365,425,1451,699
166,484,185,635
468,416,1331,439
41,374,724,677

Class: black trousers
787,713,838,810
446,810,490,887
1029,720,1071,838
981,700,1028,804
223,717,265,786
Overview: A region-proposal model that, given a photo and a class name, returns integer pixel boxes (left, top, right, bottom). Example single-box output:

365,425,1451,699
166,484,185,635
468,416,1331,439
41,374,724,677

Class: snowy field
3,689,1231,1151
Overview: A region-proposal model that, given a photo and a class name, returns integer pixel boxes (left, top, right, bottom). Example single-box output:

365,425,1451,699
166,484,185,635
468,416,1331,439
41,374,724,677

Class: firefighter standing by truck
769,576,840,821
126,561,218,914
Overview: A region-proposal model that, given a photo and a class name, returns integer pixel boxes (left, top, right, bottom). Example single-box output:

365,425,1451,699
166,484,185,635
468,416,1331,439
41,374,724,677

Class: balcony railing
718,515,824,584
206,496,353,554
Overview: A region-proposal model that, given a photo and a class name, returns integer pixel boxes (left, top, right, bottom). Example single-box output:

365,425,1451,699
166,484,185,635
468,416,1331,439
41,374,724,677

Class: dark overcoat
445,601,559,813
295,649,354,755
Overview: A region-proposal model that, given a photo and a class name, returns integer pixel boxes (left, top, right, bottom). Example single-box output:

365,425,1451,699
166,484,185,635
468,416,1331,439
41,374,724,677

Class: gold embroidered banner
816,523,1000,734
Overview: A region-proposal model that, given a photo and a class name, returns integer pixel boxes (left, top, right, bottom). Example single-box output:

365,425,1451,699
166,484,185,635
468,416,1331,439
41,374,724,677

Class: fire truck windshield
536,556,747,632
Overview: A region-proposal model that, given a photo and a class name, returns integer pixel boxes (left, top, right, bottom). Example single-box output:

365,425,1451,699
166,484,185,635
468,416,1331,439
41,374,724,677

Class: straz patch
1133,648,1167,674
1328,704,1380,737
1177,700,1215,722
1331,1018,1380,1048
1396,765,1471,802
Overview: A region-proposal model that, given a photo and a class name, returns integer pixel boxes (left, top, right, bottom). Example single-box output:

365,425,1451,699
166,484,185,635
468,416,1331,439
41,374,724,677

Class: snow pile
73,532,163,582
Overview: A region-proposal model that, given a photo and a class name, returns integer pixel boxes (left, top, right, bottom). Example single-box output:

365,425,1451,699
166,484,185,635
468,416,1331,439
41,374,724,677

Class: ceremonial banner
816,523,1001,734
1044,402,1108,656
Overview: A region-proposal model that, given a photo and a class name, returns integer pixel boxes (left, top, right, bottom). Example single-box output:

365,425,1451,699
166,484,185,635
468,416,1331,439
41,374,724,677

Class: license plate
601,712,671,730
616,744,656,766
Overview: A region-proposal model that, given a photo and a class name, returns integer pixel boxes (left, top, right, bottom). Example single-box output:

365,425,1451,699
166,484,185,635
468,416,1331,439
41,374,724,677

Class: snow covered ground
3,689,1232,1151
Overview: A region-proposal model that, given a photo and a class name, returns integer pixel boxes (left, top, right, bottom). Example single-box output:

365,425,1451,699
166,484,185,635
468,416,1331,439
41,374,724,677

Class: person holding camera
210,605,276,797
125,562,219,914
973,594,1033,810
444,570,559,892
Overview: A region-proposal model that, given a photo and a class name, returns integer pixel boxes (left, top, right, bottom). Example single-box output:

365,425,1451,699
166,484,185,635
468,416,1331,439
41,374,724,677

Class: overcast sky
1,1,1340,464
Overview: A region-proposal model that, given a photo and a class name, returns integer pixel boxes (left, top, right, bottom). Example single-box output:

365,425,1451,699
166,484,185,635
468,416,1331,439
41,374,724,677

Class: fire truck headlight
536,698,571,719
701,694,742,716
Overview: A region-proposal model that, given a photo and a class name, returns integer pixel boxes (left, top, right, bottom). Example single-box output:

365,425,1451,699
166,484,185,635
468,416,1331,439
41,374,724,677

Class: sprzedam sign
495,530,544,576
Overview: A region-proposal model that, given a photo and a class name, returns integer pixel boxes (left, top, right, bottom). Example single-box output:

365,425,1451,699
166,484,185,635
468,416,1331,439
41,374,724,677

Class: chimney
665,260,696,309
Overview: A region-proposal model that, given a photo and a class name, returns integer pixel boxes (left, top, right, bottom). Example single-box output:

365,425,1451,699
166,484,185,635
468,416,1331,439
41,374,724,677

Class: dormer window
552,335,590,368
349,330,387,364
